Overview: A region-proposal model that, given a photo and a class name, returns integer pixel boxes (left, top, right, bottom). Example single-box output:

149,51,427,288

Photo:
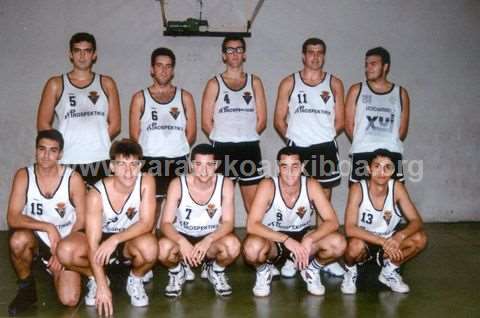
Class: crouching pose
341,149,427,294
158,144,240,297
7,130,86,315
243,147,346,296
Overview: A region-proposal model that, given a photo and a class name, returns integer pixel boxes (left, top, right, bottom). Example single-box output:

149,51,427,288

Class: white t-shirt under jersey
351,82,403,154
139,87,189,158
23,165,76,247
262,176,314,232
55,73,111,164
357,179,403,238
93,175,142,234
286,72,337,146
210,74,258,142
174,175,224,237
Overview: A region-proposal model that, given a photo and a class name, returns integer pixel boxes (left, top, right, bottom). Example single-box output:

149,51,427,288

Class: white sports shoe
142,270,154,284
322,262,346,277
200,262,209,279
341,265,358,294
207,266,232,296
378,267,410,293
281,259,297,278
271,265,280,278
84,277,97,306
253,264,273,297
165,266,186,297
300,266,325,296
126,274,149,307
182,262,195,281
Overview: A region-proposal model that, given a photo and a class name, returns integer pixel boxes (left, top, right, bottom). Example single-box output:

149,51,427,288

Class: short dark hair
109,139,143,160
151,47,176,67
69,32,96,52
302,38,327,54
222,36,246,53
367,148,395,167
36,129,64,151
190,143,215,161
276,146,302,162
366,47,391,65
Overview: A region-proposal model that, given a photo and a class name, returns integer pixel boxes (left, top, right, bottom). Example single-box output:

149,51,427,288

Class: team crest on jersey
320,91,331,104
126,207,138,220
88,91,99,105
296,206,307,218
243,91,253,104
169,107,180,120
55,202,66,218
383,210,392,225
206,204,217,218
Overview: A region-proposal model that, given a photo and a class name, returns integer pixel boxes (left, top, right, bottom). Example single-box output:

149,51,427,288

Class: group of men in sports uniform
5,32,427,316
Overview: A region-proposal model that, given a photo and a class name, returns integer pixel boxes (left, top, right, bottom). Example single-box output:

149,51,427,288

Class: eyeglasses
224,46,245,54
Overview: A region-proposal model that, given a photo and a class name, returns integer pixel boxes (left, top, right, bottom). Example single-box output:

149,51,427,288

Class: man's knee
9,231,35,255
56,240,75,266
130,234,158,264
326,233,347,257
158,238,178,262
345,238,366,260
242,236,268,264
220,235,241,259
411,230,428,251
58,291,80,307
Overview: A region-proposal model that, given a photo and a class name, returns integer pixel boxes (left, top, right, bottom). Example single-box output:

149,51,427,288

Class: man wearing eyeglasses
57,139,157,316
201,36,268,215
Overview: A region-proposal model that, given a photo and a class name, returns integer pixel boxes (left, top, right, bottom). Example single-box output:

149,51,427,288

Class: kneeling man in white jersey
82,139,157,316
7,129,86,315
341,149,427,294
158,144,240,297
243,147,346,297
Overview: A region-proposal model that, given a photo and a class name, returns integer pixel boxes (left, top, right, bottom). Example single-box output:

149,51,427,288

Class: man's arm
304,178,339,243
252,75,267,135
344,83,361,142
201,78,219,138
7,169,61,252
85,189,113,316
331,76,345,136
182,89,197,145
69,171,86,232
128,91,144,142
391,181,423,242
36,76,63,131
344,183,386,246
399,87,410,141
273,75,294,142
101,75,121,140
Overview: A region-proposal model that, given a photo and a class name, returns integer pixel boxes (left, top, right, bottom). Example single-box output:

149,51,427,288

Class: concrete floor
1,223,479,318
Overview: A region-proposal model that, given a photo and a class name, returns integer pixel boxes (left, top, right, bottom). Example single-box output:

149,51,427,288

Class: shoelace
130,280,146,298
167,272,181,289
214,271,230,289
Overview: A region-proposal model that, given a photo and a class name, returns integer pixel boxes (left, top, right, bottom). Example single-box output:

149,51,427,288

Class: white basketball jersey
210,74,259,142
55,73,111,164
94,175,142,233
286,72,337,146
351,82,403,154
174,175,224,237
357,179,402,238
23,165,76,247
262,176,314,232
139,87,189,157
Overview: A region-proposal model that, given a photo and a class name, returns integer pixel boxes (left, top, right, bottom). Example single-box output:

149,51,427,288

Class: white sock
345,264,357,273
309,259,324,271
383,259,399,273
212,261,225,272
170,263,182,273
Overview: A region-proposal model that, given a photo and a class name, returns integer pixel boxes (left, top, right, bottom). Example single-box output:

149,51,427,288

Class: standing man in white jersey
274,37,345,278
6,129,86,315
37,32,121,185
243,147,346,297
158,144,240,297
341,149,427,294
201,36,267,214
274,38,345,197
345,47,410,182
130,47,196,218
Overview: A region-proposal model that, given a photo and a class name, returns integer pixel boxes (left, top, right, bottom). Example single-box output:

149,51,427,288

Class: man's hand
192,236,213,266
47,225,61,256
96,284,113,317
284,237,309,271
47,255,64,273
178,238,195,267
383,237,404,263
95,236,119,266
